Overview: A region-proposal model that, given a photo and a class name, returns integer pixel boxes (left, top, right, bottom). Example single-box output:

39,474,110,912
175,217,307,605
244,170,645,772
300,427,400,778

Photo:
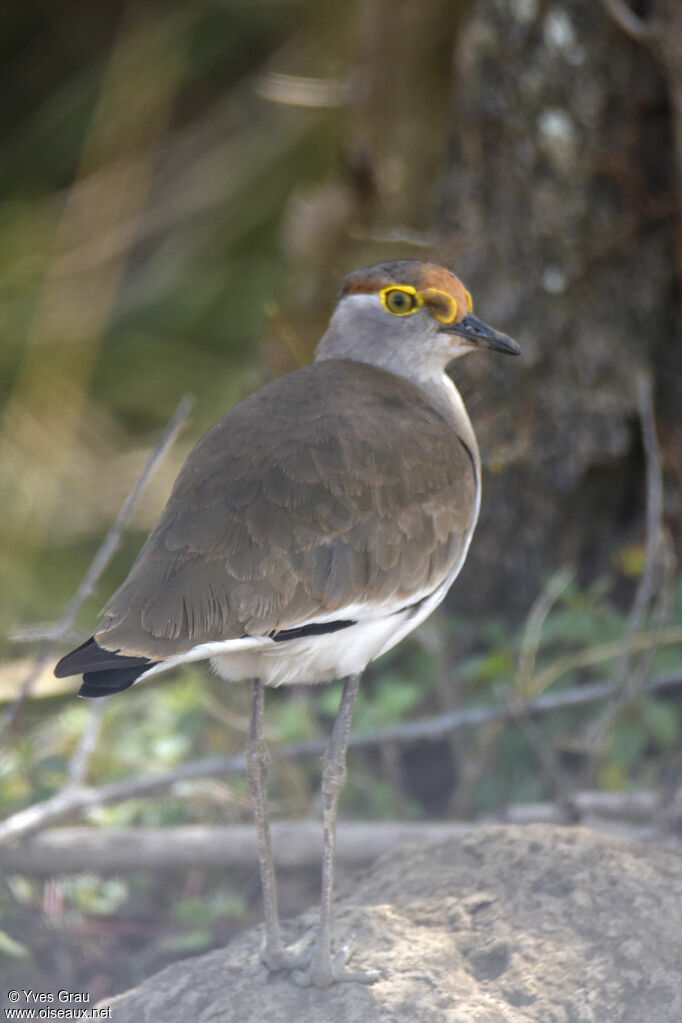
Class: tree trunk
439,0,677,613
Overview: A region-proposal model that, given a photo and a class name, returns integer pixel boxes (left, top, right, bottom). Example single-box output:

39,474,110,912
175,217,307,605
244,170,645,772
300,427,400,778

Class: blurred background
0,0,680,1001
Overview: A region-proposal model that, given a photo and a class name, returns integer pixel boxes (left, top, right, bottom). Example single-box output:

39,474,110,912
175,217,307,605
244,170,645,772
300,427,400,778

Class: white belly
210,614,408,686
136,533,471,689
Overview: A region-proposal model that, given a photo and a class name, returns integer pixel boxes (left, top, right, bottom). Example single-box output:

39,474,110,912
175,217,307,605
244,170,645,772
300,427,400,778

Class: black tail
55,637,155,698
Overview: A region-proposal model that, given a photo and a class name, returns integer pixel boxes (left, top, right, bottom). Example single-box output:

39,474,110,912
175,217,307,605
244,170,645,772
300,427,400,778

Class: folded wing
60,359,477,671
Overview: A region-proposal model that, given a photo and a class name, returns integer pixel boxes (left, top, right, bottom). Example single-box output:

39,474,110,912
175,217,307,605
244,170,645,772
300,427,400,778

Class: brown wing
95,360,477,658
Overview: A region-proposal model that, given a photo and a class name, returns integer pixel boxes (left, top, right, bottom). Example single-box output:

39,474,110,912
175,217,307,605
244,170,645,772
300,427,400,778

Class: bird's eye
381,287,421,316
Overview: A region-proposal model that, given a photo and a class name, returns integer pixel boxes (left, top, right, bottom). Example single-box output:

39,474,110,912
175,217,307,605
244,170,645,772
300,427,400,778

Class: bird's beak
441,314,521,356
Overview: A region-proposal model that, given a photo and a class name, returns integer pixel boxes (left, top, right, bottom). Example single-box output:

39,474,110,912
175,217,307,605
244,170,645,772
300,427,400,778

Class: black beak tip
442,314,521,357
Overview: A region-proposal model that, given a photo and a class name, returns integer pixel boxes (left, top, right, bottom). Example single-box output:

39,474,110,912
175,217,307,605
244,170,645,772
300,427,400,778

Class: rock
101,824,681,1022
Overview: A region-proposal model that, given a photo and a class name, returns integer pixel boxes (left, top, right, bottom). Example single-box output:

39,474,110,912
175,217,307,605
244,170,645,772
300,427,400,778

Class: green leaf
163,929,213,954
314,684,345,718
374,678,422,722
271,697,316,743
642,699,679,749
608,719,647,769
0,929,31,960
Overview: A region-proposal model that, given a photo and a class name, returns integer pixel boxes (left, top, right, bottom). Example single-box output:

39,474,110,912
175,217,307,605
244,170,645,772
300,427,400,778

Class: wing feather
95,360,477,657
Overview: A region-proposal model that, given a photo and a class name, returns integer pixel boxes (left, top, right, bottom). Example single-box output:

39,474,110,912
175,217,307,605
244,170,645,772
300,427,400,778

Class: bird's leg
245,678,311,972
294,673,380,988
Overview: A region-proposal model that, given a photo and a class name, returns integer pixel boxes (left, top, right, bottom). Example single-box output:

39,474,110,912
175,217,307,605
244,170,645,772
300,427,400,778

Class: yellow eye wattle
380,286,422,317
421,287,457,324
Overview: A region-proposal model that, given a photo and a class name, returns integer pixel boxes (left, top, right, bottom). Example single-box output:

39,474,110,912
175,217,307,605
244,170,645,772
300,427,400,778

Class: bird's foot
260,927,316,973
292,932,380,988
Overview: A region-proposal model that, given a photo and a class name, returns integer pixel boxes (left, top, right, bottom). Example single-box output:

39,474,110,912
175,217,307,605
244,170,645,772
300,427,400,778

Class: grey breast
95,360,477,658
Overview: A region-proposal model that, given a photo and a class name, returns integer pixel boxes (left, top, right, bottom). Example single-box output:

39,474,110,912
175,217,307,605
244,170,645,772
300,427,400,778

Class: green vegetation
1,575,679,993
0,0,679,1002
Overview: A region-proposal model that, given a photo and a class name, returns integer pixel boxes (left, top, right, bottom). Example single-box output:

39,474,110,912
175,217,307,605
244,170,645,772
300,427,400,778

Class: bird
54,259,520,987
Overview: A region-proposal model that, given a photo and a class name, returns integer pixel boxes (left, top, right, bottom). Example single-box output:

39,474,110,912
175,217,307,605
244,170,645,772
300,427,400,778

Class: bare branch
448,616,682,816
501,690,579,822
506,569,582,817
1,670,679,847
528,623,682,698
8,624,83,645
0,396,194,749
0,821,470,874
254,73,350,108
583,372,669,751
0,793,675,875
599,0,659,47
450,572,576,818
503,789,660,825
67,699,109,786
632,373,666,629
516,567,575,691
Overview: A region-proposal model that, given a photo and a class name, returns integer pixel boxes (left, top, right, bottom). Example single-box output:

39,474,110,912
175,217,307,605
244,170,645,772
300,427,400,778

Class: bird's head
316,259,520,379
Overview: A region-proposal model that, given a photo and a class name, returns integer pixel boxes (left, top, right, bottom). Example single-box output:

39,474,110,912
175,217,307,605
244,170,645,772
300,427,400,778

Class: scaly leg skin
246,678,311,972
293,674,380,988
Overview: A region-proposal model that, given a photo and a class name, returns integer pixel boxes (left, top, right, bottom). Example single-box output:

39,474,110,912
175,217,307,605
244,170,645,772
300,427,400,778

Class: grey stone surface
100,823,681,1022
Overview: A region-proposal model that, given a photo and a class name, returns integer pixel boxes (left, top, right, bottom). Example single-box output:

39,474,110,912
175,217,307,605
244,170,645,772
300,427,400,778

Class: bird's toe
259,927,316,973
291,936,380,988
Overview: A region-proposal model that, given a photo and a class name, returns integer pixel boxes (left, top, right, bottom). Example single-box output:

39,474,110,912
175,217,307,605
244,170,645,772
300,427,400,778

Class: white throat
429,371,480,474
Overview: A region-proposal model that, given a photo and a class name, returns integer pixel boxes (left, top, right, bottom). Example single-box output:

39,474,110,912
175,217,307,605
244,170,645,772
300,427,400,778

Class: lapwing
55,259,521,986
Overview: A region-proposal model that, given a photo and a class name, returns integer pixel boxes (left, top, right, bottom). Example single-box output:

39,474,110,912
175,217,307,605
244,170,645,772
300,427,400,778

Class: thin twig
8,624,83,645
449,597,681,816
619,373,666,654
584,373,668,751
254,72,350,108
418,619,466,819
516,567,575,691
599,0,659,47
501,690,579,823
0,670,679,847
527,623,682,698
511,568,580,816
67,699,110,787
0,396,194,749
